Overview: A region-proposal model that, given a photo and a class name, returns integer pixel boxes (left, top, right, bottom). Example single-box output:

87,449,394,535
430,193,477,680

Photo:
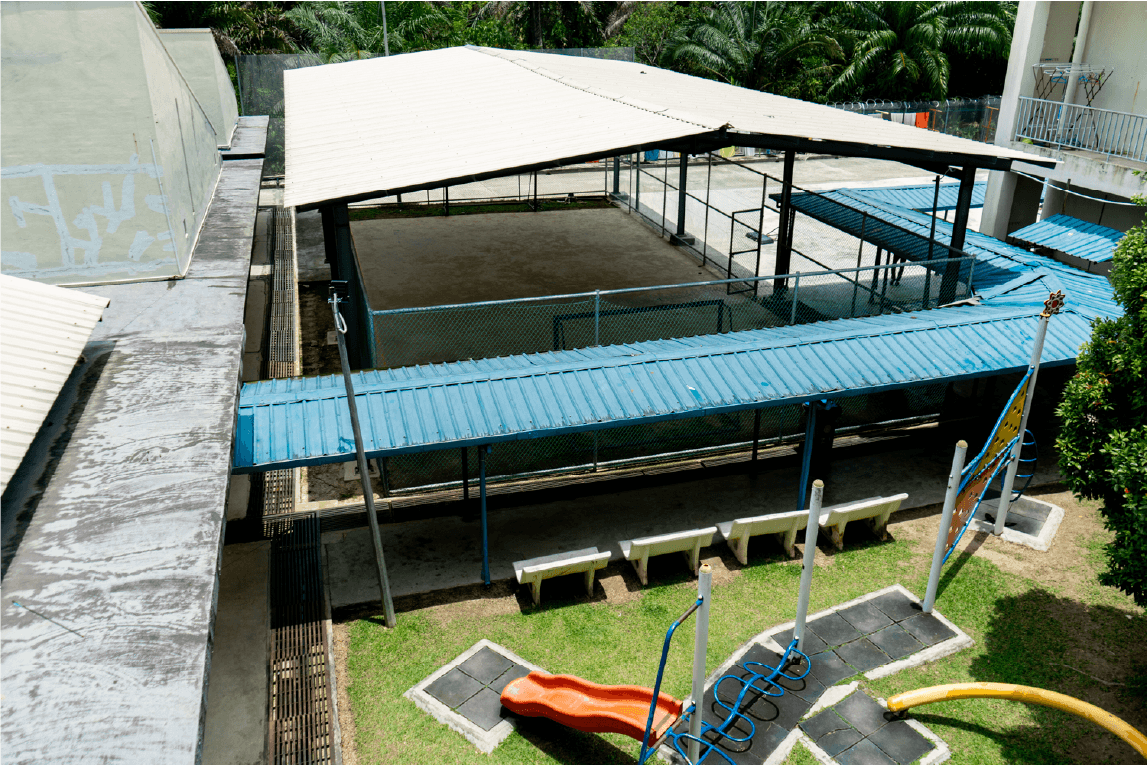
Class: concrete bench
514,547,611,606
818,493,908,550
618,527,717,585
717,510,809,563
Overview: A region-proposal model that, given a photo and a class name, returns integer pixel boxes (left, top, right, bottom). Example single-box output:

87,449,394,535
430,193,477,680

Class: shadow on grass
512,715,636,764
964,587,1146,764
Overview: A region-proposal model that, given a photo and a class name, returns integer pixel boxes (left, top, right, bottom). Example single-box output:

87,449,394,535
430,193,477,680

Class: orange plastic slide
500,671,683,743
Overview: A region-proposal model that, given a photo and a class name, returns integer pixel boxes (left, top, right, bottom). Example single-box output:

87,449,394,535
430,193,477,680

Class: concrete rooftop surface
1,157,263,763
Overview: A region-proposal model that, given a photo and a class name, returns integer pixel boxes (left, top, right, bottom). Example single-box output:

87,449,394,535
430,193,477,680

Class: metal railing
829,97,1002,144
1014,96,1147,162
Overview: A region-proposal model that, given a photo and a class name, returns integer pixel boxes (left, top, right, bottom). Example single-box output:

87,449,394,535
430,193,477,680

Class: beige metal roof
0,274,109,492
284,46,1047,210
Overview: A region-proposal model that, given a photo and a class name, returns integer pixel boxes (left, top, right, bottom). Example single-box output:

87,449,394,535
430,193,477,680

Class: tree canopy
1056,193,1147,606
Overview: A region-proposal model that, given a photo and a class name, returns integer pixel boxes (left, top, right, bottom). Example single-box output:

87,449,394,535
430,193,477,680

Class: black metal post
462,447,469,500
612,155,621,195
941,165,976,304
330,205,362,368
480,445,490,586
671,152,692,246
752,409,762,462
331,287,396,628
532,171,538,211
444,186,450,216
928,175,941,262
320,205,337,268
774,150,796,290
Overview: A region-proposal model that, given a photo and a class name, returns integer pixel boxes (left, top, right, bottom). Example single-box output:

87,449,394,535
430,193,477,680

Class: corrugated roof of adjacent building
0,274,109,492
283,46,1049,210
1009,213,1125,263
845,182,987,211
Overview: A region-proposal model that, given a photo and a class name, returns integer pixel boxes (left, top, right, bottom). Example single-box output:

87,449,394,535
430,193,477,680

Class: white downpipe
923,440,969,613
1064,1,1094,107
688,564,712,763
794,479,823,653
994,313,1051,535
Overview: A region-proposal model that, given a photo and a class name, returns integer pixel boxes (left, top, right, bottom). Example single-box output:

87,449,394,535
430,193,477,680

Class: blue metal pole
797,401,820,511
480,445,490,586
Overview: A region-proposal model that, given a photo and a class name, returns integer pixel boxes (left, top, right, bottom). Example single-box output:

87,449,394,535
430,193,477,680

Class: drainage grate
264,206,298,517
268,514,335,764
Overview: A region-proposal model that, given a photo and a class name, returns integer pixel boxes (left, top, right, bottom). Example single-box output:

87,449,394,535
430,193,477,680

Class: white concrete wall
138,11,222,275
1,2,221,285
159,29,240,148
1081,2,1147,116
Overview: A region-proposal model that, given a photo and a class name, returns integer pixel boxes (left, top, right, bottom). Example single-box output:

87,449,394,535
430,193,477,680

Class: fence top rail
369,257,975,317
1016,96,1147,121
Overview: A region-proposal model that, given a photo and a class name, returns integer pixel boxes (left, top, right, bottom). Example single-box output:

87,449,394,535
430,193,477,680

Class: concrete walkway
323,431,1062,608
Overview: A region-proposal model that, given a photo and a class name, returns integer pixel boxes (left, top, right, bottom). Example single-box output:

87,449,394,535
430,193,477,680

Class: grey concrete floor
201,540,269,765
323,432,1062,609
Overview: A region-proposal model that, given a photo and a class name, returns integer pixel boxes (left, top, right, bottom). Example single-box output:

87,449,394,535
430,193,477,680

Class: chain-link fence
367,258,973,369
828,98,1003,144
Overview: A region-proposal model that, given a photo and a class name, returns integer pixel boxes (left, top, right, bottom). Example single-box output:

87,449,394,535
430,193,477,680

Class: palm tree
669,2,842,93
828,1,1014,100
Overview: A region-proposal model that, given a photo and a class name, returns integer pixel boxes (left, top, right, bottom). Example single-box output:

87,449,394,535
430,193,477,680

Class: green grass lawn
339,491,1145,764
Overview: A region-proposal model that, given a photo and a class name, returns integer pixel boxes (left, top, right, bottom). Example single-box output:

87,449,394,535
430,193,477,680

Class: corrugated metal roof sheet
1009,214,1124,263
283,46,1048,210
234,301,1093,473
846,182,987,211
0,274,109,492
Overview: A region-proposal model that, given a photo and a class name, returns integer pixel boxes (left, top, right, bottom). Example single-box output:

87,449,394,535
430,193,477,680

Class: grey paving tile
458,646,513,685
425,667,484,709
869,719,934,764
490,663,530,694
817,726,863,757
838,601,894,634
833,692,889,736
899,613,957,646
838,737,897,765
807,612,863,646
808,651,857,686
835,638,892,673
868,624,925,660
747,721,790,762
869,591,921,622
801,708,851,741
773,627,827,655
455,687,506,731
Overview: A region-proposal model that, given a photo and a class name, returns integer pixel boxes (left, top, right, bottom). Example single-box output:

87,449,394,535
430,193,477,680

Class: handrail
1014,96,1146,162
638,597,703,764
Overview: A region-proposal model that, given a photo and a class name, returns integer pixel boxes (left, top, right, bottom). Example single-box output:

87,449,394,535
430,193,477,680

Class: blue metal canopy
233,269,1108,473
844,182,987,212
1009,214,1124,264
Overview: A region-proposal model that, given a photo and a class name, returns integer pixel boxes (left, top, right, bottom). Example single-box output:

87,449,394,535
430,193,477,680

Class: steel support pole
994,311,1052,535
331,292,396,628
688,563,712,764
923,440,968,613
480,445,491,585
797,401,819,511
462,447,469,500
774,150,796,289
795,480,823,653
941,166,976,303
752,409,762,461
673,152,689,243
613,155,621,195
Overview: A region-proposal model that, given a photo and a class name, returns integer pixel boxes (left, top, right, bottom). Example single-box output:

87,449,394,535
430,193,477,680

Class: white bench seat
717,510,809,563
618,527,717,585
514,547,611,606
818,493,908,550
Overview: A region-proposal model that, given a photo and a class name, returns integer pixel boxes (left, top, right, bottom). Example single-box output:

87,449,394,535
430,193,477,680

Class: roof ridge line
470,47,722,133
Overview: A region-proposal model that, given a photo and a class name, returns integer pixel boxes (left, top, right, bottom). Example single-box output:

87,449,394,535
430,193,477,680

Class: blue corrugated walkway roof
233,269,1107,472
844,182,986,211
1009,214,1124,263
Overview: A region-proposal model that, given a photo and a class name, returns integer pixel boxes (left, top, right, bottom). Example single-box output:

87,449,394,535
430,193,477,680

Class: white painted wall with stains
158,29,240,149
1,1,222,286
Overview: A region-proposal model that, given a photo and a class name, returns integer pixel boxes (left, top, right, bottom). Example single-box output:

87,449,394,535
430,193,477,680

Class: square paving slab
837,602,894,634
801,689,938,765
405,640,542,754
807,612,863,646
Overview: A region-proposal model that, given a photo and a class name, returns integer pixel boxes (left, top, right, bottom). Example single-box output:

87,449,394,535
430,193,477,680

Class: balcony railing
1014,96,1146,163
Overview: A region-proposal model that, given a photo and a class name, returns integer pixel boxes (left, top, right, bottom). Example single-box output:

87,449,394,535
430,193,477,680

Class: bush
1056,198,1146,605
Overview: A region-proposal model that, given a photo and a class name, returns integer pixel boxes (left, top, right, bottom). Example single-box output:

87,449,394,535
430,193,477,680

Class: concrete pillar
1041,181,1068,219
